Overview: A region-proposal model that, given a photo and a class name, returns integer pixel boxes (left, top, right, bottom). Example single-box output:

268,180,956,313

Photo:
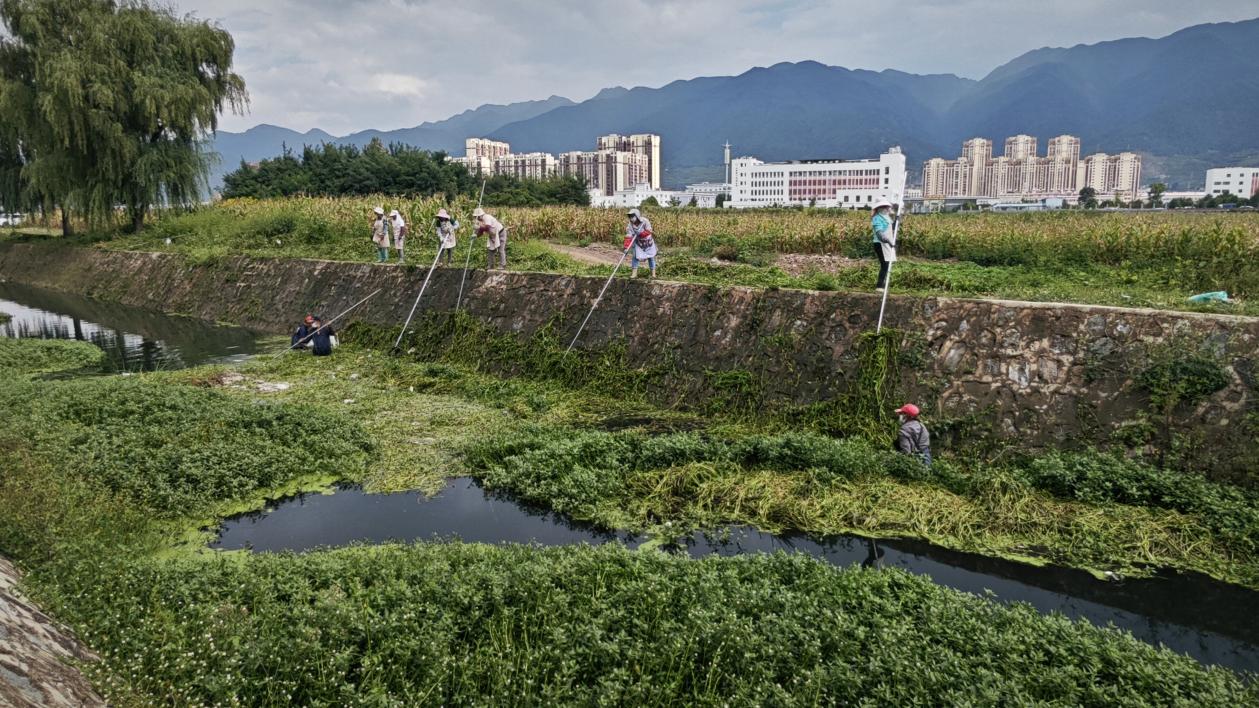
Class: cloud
171,0,1258,134
370,74,429,98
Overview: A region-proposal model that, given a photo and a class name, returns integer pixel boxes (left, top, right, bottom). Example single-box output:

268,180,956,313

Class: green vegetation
50,546,1255,706
0,0,245,232
221,141,591,206
90,196,1259,314
1,335,1257,702
0,337,103,375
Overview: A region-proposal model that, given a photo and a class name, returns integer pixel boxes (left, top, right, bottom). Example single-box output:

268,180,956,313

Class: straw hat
436,208,451,220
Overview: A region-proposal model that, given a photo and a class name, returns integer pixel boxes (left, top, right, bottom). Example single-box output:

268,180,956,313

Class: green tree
0,0,246,233
640,196,661,208
715,193,728,208
1147,182,1167,207
1078,187,1097,209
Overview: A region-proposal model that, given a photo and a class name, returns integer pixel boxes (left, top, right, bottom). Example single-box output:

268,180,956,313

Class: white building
1205,167,1259,198
591,183,686,209
684,181,729,208
726,148,907,209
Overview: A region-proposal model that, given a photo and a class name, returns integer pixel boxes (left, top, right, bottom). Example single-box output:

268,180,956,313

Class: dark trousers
874,243,891,288
439,247,454,265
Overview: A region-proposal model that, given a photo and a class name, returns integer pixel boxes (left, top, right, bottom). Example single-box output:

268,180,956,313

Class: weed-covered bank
1,338,1256,704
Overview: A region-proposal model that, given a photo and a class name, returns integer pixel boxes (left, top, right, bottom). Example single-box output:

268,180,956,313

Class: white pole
875,191,907,334
566,242,634,354
455,179,488,312
392,245,445,352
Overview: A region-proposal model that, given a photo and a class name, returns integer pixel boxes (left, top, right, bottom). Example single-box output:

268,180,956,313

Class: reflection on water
214,477,1259,675
0,281,257,372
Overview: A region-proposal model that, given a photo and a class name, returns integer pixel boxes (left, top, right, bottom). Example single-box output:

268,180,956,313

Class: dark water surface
214,477,1259,674
0,281,257,371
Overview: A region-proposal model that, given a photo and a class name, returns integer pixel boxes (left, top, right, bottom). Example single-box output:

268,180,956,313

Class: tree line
222,140,591,207
0,0,245,233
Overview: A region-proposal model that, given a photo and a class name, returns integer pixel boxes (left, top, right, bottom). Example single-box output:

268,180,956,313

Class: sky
170,1,1258,136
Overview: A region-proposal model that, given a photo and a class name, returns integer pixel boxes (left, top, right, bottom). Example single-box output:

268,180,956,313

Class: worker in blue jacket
308,316,337,357
291,315,314,349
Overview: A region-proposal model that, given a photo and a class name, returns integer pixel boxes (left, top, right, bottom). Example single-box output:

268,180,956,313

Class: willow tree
0,0,246,232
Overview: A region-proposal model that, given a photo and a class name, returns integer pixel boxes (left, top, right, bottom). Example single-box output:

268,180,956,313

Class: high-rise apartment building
451,138,512,175
450,134,661,192
1004,135,1038,161
493,152,558,180
596,134,662,189
557,150,650,196
1079,152,1142,201
922,135,1140,202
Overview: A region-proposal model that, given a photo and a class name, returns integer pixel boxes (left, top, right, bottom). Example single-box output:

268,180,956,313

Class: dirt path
0,557,104,707
544,242,625,267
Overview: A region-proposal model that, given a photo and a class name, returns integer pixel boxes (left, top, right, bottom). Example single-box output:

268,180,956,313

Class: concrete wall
2,242,1255,478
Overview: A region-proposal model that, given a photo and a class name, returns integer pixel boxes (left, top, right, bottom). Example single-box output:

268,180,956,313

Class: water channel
0,281,258,371
3,280,1255,675
214,477,1259,675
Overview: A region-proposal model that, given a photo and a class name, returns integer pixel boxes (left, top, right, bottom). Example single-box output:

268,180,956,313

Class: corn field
121,195,1259,295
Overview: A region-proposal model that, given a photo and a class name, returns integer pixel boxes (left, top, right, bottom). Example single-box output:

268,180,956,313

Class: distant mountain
949,19,1259,158
489,62,970,170
211,17,1259,189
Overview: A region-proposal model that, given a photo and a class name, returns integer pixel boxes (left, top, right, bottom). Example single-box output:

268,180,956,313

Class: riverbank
0,557,103,708
1,322,1257,702
2,241,1257,481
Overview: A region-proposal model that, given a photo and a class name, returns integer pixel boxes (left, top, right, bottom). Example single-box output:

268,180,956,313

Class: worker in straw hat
871,199,896,291
435,208,459,265
625,208,657,278
371,206,390,263
893,403,931,467
473,207,507,269
389,209,408,263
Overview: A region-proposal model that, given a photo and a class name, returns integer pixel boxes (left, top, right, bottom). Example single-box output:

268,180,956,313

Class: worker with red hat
894,403,931,466
290,315,315,349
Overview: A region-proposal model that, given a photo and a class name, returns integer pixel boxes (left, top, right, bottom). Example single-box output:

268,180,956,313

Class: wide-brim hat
373,206,385,215
627,208,641,218
472,207,485,218
389,209,400,218
873,199,893,211
436,208,451,220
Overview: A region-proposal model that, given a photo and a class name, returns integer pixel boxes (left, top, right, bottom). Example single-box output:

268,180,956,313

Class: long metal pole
455,179,487,312
274,288,382,358
566,242,633,354
392,244,445,352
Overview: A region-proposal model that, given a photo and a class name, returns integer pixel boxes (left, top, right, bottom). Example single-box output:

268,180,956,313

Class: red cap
304,315,314,324
894,403,920,418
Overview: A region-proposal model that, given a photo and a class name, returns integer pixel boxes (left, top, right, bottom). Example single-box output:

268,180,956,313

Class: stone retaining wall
2,242,1254,479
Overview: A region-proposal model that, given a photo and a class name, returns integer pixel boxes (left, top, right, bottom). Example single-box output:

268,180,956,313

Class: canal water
214,477,1259,675
0,281,258,371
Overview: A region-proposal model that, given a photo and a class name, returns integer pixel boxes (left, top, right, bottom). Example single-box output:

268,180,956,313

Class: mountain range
211,17,1259,189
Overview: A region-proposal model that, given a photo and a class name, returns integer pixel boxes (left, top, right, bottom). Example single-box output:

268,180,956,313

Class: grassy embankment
87,196,1259,315
1,334,1258,703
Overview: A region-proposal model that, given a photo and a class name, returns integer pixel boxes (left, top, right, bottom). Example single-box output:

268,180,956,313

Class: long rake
391,244,445,353
565,240,634,354
455,179,488,312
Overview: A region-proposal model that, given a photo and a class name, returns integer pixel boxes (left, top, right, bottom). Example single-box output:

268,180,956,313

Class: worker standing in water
308,316,338,357
893,403,931,467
